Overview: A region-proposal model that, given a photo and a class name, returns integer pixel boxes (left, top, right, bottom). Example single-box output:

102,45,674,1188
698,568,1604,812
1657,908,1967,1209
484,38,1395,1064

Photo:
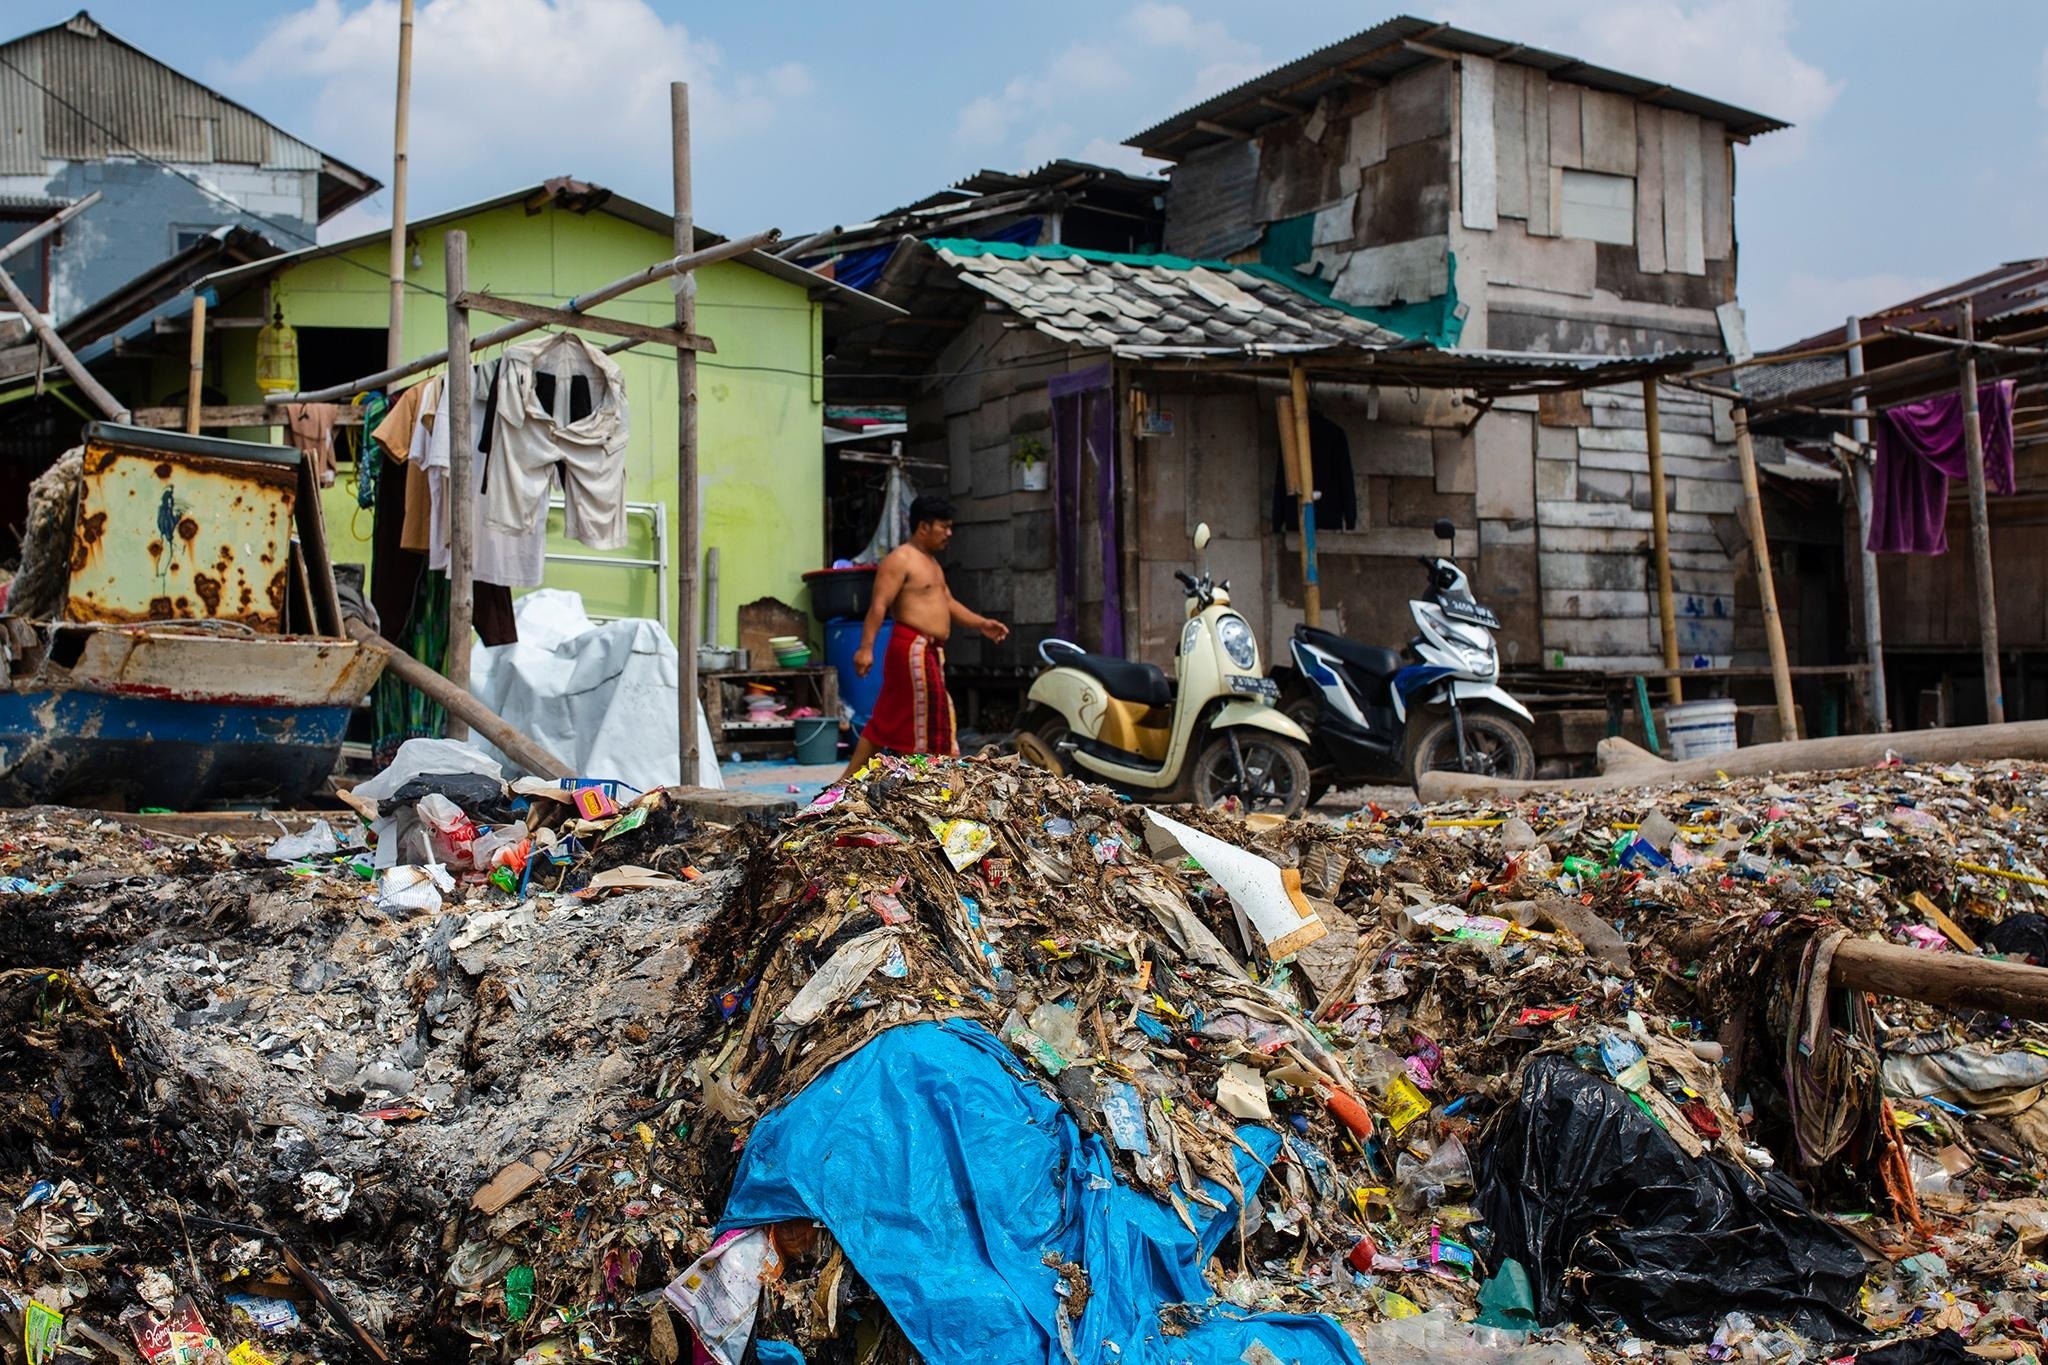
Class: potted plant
1012,435,1049,491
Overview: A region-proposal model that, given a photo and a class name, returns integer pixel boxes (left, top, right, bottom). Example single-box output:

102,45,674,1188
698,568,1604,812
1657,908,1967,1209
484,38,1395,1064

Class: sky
21,0,2048,347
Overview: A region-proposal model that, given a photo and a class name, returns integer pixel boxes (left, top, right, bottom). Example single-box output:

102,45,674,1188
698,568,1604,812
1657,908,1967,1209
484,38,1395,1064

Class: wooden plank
1635,106,1665,273
1548,81,1582,169
453,292,716,352
1474,411,1534,520
1579,89,1635,175
1542,588,1655,618
1661,109,1705,276
443,233,476,733
1494,62,1529,221
1525,74,1554,236
1460,55,1498,230
1700,118,1731,260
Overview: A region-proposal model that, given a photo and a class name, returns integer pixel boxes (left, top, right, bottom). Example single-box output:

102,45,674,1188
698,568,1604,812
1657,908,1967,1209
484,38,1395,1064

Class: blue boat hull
0,691,354,807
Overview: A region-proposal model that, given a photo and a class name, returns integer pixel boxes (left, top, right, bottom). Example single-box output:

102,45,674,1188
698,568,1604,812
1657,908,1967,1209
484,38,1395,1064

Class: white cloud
953,3,1262,161
1750,270,1945,349
953,41,1126,147
222,0,815,230
1435,0,1840,162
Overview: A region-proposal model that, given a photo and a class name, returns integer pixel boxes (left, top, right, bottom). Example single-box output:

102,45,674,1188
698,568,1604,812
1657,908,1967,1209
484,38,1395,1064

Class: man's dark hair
909,494,955,529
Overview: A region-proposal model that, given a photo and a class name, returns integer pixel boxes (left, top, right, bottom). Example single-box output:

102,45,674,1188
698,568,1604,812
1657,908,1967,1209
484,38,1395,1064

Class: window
1559,170,1634,246
171,225,215,253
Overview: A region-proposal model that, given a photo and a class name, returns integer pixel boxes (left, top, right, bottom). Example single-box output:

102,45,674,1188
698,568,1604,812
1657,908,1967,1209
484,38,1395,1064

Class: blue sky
23,0,2048,346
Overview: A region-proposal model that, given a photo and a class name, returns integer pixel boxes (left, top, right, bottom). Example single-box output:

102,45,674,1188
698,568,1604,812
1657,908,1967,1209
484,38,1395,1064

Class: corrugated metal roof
924,239,1718,392
196,180,904,328
1127,14,1787,160
932,238,1412,354
0,11,376,217
1769,259,2048,355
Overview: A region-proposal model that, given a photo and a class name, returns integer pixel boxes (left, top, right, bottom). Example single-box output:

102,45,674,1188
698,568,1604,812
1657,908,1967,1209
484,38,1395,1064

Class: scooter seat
1042,640,1173,707
1296,626,1402,679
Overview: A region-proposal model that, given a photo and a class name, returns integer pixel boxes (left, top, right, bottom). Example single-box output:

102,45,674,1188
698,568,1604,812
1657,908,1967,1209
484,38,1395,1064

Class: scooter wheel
1191,731,1312,818
1404,710,1536,788
1013,708,1070,778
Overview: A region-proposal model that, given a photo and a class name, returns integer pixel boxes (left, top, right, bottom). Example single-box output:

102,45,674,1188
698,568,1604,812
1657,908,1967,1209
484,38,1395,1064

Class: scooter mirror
1432,517,1455,543
1194,523,1212,552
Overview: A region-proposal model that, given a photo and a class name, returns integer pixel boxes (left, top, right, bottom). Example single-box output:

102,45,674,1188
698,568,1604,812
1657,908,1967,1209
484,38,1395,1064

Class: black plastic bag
1857,1331,1973,1365
1474,1055,1868,1343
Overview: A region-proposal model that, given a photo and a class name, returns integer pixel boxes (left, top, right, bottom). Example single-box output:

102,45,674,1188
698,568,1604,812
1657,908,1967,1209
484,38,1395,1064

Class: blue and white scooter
1276,519,1536,795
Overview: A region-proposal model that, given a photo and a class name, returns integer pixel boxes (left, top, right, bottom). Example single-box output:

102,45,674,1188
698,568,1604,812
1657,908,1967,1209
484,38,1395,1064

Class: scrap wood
1417,718,2048,801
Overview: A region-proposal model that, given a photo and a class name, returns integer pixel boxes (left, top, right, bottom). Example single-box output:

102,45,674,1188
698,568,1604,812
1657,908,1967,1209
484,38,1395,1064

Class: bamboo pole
674,82,701,788
1643,379,1681,702
442,230,476,739
1732,403,1799,739
346,620,570,779
0,260,127,421
1287,361,1321,628
385,0,414,371
184,293,206,434
1845,315,1888,731
0,191,101,270
262,230,777,406
1958,297,2005,724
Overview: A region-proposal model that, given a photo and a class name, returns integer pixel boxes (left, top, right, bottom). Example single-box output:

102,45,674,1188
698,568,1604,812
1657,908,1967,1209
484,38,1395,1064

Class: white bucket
1663,699,1738,760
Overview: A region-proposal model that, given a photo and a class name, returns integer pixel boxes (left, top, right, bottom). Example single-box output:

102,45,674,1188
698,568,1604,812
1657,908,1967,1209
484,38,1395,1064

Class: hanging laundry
418,359,547,588
1869,379,2016,555
282,403,344,488
485,334,629,550
351,390,390,509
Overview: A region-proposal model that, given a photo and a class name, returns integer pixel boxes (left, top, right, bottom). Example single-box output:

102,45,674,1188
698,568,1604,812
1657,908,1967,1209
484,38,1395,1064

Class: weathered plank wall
906,313,1096,670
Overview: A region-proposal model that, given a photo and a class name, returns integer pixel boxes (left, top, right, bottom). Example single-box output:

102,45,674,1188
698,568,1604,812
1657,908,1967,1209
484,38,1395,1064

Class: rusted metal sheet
65,425,298,630
49,623,386,706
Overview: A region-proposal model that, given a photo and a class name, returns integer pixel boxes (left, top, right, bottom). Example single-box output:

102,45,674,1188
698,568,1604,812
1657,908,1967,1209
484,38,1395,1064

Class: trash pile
3,751,2048,1364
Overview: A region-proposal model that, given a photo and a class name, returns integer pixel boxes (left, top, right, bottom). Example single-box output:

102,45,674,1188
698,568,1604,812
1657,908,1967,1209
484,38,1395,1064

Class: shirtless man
841,495,1008,777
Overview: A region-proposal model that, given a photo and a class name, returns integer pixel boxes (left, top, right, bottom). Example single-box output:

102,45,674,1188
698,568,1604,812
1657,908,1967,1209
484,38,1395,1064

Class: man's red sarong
861,624,957,756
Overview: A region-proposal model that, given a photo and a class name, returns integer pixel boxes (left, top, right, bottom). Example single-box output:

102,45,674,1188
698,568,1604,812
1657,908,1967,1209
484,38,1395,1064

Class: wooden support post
385,0,414,371
674,82,701,788
442,231,476,739
1732,403,1799,739
1958,297,2005,724
1845,315,1888,731
0,260,127,421
1643,379,1682,703
184,293,206,435
346,620,570,779
1286,361,1321,628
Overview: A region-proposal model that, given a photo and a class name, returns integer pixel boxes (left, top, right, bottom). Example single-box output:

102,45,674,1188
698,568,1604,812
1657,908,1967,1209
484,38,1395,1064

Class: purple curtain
1048,365,1123,654
1870,379,2016,555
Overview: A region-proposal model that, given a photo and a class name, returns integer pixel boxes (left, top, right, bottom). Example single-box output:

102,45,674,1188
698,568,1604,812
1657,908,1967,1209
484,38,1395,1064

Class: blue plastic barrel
825,617,892,732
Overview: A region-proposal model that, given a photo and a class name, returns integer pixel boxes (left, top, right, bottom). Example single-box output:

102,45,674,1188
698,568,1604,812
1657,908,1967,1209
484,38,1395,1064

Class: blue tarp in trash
718,1019,1366,1365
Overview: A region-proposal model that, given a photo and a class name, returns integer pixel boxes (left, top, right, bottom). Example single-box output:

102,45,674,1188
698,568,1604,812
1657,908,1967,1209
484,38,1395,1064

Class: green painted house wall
206,199,823,646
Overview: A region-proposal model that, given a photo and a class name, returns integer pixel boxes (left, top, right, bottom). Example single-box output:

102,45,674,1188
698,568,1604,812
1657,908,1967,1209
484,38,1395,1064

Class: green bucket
793,715,838,764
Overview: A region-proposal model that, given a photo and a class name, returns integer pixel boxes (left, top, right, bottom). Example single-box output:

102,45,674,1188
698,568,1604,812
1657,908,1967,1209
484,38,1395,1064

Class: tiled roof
929,240,1410,356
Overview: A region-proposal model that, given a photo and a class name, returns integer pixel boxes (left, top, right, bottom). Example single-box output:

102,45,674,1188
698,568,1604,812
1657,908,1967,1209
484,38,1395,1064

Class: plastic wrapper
1473,1055,1867,1343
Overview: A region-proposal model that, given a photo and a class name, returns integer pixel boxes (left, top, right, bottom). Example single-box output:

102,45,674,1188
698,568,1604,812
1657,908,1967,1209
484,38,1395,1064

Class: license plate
1443,600,1500,629
1228,675,1278,698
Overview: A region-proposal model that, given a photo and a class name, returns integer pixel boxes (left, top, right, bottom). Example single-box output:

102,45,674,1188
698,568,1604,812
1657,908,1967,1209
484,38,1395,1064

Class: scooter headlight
1215,613,1259,670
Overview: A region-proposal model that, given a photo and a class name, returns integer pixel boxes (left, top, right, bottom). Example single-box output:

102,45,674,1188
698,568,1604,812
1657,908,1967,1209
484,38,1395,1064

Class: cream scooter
1015,524,1314,815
